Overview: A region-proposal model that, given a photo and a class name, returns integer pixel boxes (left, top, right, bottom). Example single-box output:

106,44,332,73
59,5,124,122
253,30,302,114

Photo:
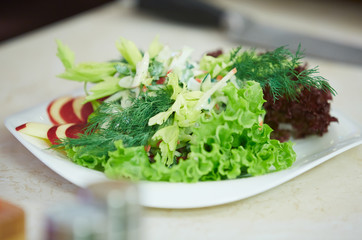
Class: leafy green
123,52,151,88
69,81,296,182
56,40,75,69
57,62,117,83
148,35,164,59
104,140,212,182
148,72,203,127
65,145,107,171
116,37,143,69
199,53,232,78
85,76,123,102
115,63,134,77
58,90,175,158
149,60,164,79
230,45,336,100
104,140,149,180
152,124,179,165
188,81,295,179
53,37,304,183
56,40,117,83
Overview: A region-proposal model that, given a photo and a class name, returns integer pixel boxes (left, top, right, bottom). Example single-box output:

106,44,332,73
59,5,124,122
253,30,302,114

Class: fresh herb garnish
230,45,336,101
148,60,164,79
58,90,174,156
115,64,134,77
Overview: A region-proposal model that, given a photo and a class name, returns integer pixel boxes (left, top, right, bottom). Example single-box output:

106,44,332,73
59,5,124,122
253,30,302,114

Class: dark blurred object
137,0,362,65
137,0,223,27
0,0,115,42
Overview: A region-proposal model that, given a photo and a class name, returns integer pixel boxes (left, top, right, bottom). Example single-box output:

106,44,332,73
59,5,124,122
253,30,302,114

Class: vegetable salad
54,36,305,182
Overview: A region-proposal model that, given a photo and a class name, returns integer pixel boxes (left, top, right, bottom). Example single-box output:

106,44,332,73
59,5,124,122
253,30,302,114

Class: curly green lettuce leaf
101,81,295,182
104,140,149,180
189,81,296,179
104,140,213,182
64,146,107,171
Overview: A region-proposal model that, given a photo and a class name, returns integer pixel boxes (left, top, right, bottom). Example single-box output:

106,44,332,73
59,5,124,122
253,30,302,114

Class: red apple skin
47,96,72,125
16,122,52,139
73,96,94,123
47,125,60,145
48,95,94,125
80,102,93,122
73,96,86,123
60,98,83,124
65,123,86,138
47,100,58,125
15,123,26,131
47,123,86,145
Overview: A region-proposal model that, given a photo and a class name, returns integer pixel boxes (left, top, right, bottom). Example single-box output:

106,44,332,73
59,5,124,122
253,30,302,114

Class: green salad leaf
61,81,296,182
85,76,123,102
188,81,295,179
53,37,304,183
116,37,143,69
199,53,232,78
56,40,75,69
148,35,164,59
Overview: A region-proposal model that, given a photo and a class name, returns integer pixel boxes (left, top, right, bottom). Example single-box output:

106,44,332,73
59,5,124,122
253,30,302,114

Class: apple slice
73,96,94,123
47,123,86,145
72,96,85,122
47,96,72,125
48,95,94,125
60,98,83,124
16,122,52,139
65,123,87,138
47,125,59,145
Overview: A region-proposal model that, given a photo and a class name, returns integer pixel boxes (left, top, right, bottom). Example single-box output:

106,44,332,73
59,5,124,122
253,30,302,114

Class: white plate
5,98,362,209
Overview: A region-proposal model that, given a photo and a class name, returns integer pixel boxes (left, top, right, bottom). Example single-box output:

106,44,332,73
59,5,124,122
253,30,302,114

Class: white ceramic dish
5,98,362,209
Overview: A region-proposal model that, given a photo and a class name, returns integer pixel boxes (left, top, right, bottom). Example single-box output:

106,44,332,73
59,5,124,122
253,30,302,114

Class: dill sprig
57,90,174,156
230,45,336,101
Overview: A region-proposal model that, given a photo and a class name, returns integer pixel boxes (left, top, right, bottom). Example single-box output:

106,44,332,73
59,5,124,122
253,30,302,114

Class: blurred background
0,0,115,42
1,0,361,44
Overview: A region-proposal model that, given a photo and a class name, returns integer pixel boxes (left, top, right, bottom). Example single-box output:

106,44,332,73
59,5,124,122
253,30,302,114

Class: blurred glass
45,201,107,240
81,181,141,240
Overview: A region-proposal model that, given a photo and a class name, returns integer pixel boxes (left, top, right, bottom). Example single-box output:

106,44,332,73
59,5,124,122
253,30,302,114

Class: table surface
1,1,362,239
